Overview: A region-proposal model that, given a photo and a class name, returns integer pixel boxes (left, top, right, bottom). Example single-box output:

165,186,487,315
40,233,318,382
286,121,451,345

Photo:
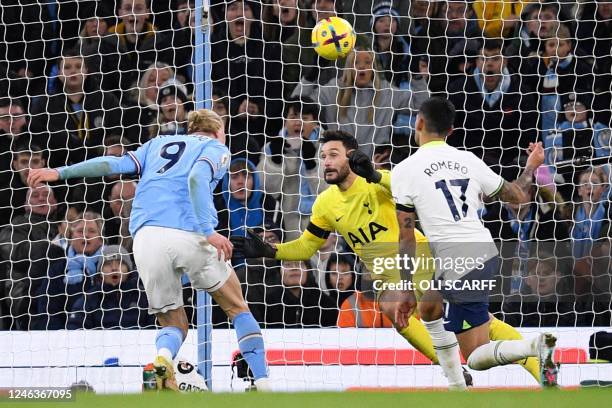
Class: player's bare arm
495,142,545,204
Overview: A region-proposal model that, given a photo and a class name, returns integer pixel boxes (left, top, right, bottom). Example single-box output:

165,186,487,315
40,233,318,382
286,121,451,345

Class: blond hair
187,109,224,134
337,47,382,123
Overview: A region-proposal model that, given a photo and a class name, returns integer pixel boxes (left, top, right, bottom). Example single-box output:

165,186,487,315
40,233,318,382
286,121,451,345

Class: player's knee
418,301,442,321
467,353,484,370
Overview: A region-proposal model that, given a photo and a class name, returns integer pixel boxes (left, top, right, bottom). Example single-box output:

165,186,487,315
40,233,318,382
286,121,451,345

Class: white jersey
392,141,503,267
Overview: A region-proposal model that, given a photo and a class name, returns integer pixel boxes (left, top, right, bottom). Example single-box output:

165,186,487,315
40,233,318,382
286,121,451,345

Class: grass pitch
7,388,612,408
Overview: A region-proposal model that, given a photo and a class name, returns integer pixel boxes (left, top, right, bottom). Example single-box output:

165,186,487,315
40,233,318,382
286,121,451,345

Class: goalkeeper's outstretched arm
231,225,327,261
27,154,139,186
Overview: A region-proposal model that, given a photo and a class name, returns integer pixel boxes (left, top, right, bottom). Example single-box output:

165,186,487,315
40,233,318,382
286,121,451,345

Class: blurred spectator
109,0,174,92
577,1,611,126
370,2,412,89
227,95,266,163
0,100,39,226
211,0,283,136
0,185,62,330
30,49,123,167
264,260,337,327
215,158,281,237
502,253,576,327
473,0,535,38
504,1,562,70
212,89,230,131
35,211,104,329
337,290,393,328
0,1,55,98
323,253,356,309
0,144,47,227
104,180,137,251
571,169,612,258
543,94,604,198
225,222,283,324
301,47,428,158
76,3,121,95
153,80,192,137
410,0,482,94
64,135,133,217
447,39,538,180
523,24,594,134
124,62,175,142
67,245,153,329
483,182,572,244
258,97,325,239
172,0,195,85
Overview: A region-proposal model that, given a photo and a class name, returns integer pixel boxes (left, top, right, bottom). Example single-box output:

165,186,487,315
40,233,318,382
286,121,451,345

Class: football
312,16,356,60
174,360,209,392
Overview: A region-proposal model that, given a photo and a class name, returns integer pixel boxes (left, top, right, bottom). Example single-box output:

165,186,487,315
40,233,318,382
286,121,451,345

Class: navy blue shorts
439,257,498,334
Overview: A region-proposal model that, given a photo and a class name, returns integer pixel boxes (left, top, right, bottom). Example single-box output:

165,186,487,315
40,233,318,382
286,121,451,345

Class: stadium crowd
0,0,610,330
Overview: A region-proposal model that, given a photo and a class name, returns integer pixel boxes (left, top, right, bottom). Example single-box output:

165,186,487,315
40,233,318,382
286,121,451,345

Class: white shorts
133,226,232,314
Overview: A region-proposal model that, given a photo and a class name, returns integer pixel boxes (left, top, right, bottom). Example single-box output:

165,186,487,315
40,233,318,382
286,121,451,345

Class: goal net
0,0,611,393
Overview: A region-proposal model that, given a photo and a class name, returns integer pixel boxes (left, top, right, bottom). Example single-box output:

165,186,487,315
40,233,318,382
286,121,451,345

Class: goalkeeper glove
348,149,382,183
230,229,277,259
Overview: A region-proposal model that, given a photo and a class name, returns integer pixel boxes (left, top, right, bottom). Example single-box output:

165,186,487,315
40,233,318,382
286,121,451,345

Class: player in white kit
390,97,559,389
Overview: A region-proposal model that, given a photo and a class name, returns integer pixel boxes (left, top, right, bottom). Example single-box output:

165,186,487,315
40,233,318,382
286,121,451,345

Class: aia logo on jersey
348,222,388,246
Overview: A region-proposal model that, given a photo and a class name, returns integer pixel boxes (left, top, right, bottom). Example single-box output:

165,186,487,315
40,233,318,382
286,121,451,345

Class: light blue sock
233,312,268,380
155,326,184,359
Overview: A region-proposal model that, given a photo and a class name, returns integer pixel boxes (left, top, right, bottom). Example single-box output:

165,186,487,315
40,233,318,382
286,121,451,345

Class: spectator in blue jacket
67,245,153,329
34,211,104,329
215,158,281,237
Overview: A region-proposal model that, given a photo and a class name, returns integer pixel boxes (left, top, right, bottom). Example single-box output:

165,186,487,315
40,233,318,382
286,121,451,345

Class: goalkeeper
233,130,541,382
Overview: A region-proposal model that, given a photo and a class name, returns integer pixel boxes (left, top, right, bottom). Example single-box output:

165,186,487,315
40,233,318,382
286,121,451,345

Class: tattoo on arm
514,165,536,192
497,180,527,204
396,210,416,282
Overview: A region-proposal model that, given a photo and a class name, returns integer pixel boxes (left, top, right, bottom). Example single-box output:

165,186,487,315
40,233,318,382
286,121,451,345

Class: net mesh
0,0,611,391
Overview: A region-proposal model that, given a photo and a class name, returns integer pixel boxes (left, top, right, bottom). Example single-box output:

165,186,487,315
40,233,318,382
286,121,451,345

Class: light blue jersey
127,134,230,236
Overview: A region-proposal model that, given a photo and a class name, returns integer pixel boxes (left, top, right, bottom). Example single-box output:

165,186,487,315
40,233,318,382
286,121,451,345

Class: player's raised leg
488,315,541,382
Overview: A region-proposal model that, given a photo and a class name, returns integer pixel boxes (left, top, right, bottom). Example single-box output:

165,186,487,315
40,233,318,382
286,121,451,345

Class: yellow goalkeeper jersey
275,171,433,285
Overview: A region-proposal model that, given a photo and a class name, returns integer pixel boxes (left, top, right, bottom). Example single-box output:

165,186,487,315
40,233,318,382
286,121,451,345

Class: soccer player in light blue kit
28,109,270,391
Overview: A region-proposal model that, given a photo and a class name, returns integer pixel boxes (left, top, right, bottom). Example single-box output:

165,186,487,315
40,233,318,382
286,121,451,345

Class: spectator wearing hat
215,158,282,237
447,39,538,181
370,2,412,89
67,245,153,329
257,97,326,240
152,80,192,137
